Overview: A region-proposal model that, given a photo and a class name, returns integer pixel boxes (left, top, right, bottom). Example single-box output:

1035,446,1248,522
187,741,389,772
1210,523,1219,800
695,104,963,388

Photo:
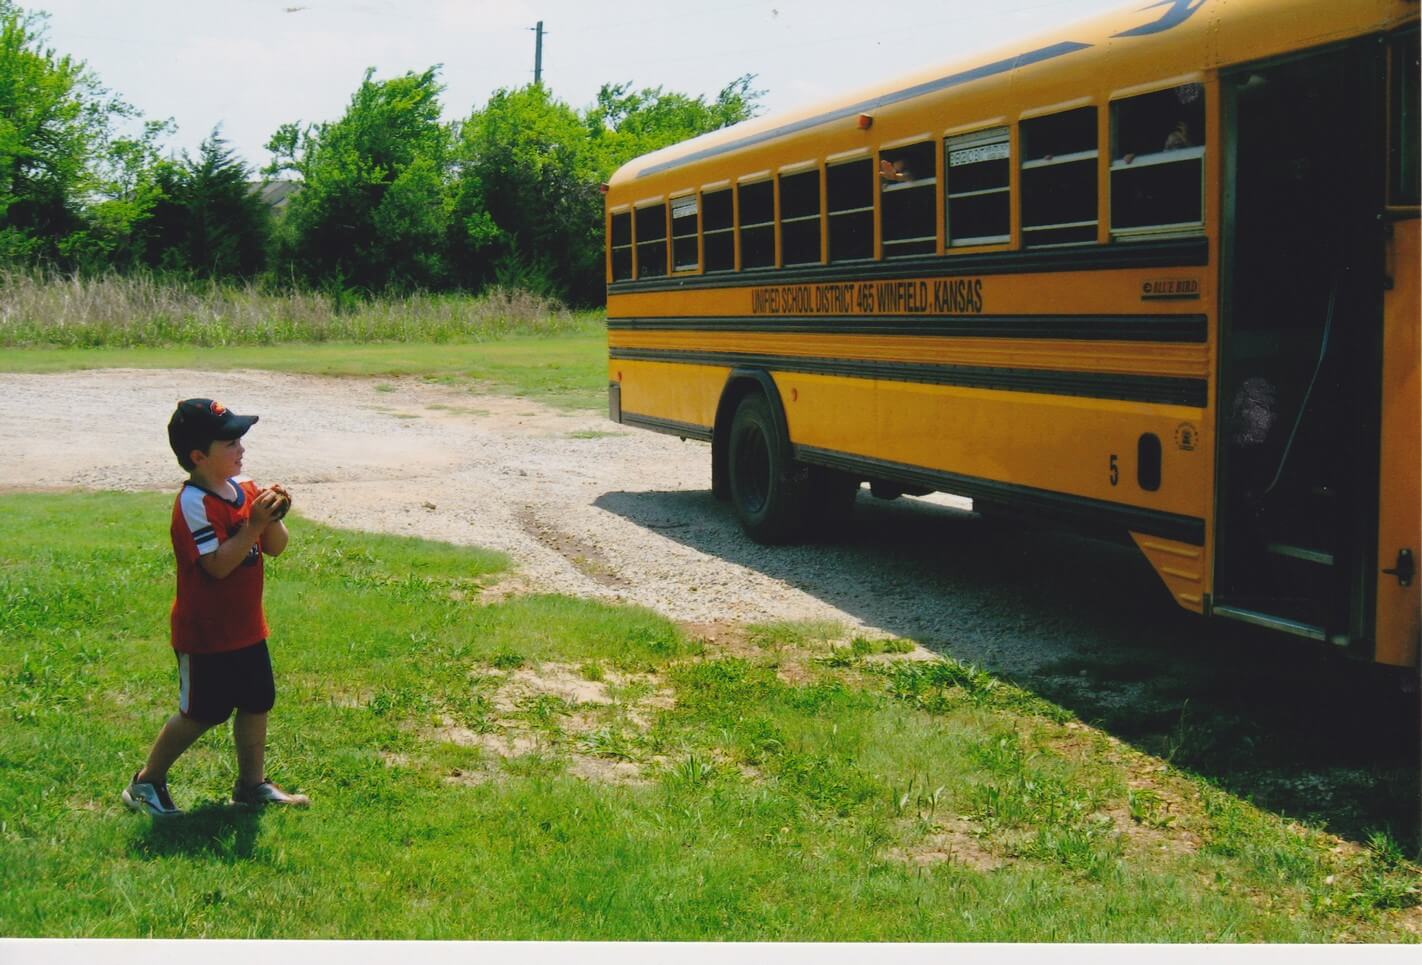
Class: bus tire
729,392,806,543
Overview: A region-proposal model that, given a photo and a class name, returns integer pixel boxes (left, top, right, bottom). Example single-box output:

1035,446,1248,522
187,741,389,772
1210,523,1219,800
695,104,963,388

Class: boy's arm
198,491,279,579
261,519,289,557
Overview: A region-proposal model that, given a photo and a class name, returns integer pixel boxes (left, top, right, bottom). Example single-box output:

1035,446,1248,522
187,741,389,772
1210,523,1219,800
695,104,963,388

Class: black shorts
177,640,276,724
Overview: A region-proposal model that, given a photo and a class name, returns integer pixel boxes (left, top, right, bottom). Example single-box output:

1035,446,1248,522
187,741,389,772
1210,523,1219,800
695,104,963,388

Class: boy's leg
233,710,267,788
229,642,306,805
138,712,217,784
232,709,309,806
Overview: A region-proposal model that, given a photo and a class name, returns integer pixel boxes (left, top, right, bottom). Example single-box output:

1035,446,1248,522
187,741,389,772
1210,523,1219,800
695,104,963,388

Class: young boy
122,398,309,816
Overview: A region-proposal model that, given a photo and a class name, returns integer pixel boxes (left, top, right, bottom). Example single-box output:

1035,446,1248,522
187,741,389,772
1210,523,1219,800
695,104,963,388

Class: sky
31,0,1131,173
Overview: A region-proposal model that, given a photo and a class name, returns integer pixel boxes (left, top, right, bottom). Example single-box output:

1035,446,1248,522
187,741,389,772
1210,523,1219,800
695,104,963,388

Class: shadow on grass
594,487,1420,850
130,803,265,862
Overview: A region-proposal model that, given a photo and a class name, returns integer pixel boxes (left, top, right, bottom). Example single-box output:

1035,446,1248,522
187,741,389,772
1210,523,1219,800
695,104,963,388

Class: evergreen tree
177,130,268,277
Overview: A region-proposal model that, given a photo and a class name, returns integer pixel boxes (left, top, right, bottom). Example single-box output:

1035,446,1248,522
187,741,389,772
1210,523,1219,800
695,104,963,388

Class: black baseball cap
168,398,258,466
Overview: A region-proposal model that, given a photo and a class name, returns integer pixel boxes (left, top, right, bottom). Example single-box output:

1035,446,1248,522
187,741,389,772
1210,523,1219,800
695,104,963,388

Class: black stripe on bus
634,41,1092,179
608,313,1207,342
607,237,1208,294
795,445,1205,545
620,413,714,442
608,347,1207,408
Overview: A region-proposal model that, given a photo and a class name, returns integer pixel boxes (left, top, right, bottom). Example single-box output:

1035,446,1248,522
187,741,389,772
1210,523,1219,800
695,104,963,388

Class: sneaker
232,777,310,808
122,771,180,817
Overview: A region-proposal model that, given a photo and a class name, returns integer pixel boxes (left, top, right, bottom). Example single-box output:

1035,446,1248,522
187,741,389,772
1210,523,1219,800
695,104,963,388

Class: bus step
1212,604,1328,641
1264,542,1335,565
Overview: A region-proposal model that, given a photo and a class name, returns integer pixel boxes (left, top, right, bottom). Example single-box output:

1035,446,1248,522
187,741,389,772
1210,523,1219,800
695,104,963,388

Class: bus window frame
632,198,668,280
1019,104,1100,249
945,125,1013,249
777,161,824,267
826,153,875,264
670,191,700,274
608,206,633,282
1107,81,1207,241
701,182,736,274
878,138,938,259
737,174,777,272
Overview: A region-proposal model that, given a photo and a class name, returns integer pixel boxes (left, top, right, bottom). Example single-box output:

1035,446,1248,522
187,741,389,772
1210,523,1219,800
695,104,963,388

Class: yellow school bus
604,0,1420,669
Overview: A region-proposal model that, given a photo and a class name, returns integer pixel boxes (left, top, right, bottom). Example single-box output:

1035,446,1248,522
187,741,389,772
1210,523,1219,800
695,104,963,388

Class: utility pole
531,21,545,86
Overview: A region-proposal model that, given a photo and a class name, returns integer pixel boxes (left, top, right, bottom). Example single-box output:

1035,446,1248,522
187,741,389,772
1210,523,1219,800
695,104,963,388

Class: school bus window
702,188,734,272
779,169,822,266
634,203,667,278
1392,32,1419,205
610,211,632,281
827,158,873,262
880,141,936,257
1110,84,1205,236
671,196,699,271
1021,107,1098,247
738,180,775,269
946,127,1010,247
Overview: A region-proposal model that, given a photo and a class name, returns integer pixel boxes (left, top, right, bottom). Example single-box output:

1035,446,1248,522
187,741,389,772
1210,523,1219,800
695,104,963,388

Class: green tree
585,73,764,170
455,84,602,301
0,0,113,260
457,76,761,304
67,116,176,270
0,0,146,264
267,65,473,292
138,129,269,277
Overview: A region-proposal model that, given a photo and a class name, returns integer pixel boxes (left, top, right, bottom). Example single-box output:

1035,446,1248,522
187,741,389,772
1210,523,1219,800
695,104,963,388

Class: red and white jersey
169,476,268,654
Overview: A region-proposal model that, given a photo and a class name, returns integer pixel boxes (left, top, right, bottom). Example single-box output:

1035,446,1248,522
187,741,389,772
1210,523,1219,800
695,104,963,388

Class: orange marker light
857,113,873,130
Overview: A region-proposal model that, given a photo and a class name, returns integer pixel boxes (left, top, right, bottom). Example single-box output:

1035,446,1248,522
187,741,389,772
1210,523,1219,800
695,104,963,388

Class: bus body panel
1375,215,1421,668
777,373,1209,521
1130,532,1209,613
612,359,729,432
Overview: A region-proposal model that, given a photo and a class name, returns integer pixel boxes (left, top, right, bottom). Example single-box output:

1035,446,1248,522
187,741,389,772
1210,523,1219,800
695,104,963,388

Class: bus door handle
1382,548,1414,587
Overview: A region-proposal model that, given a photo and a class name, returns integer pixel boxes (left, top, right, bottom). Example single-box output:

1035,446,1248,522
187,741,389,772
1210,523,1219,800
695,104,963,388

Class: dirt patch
566,757,649,786
1044,720,1204,857
885,817,1006,872
496,663,617,710
428,660,673,786
680,621,752,651
515,506,633,590
679,619,843,685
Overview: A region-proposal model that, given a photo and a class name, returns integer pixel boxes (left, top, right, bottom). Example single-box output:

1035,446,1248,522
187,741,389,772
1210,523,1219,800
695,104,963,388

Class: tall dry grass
0,270,600,347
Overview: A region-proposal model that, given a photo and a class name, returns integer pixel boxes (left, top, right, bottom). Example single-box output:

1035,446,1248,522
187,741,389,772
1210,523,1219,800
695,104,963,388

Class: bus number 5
1109,454,1119,486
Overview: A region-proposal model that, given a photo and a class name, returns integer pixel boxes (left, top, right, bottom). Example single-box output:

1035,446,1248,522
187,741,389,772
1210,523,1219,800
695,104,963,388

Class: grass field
0,336,609,411
0,271,599,348
0,271,609,410
1,491,1417,940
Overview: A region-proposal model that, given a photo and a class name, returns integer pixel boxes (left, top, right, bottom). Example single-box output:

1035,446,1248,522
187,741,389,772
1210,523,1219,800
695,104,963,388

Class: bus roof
607,0,1415,192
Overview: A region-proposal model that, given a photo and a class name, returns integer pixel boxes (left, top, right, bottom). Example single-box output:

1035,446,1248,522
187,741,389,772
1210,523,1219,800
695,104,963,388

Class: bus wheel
729,393,805,543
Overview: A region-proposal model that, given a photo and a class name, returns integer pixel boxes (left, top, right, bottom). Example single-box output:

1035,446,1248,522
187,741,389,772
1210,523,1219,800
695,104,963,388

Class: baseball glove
268,483,292,520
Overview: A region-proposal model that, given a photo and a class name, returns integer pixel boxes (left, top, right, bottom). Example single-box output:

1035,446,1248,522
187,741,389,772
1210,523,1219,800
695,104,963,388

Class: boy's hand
249,489,282,529
266,483,292,520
